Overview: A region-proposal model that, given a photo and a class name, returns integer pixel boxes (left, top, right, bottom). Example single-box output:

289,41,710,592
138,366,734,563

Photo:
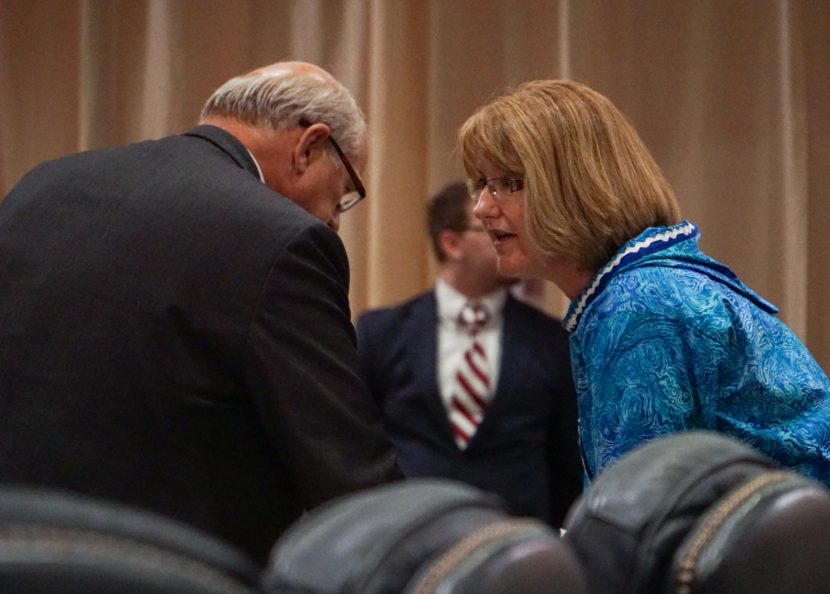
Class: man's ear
437,229,463,262
291,122,331,174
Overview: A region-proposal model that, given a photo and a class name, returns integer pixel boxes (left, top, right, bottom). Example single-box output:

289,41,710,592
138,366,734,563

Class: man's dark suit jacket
356,291,582,526
0,125,399,563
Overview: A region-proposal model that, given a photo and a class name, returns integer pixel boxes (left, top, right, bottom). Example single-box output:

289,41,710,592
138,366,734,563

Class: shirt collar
435,279,508,328
246,149,265,184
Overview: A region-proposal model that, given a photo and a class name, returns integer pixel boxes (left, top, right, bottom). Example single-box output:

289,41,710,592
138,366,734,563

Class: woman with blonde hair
459,79,830,485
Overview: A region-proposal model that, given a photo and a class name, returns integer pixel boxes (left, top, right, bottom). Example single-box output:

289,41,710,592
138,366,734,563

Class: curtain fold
1,0,827,369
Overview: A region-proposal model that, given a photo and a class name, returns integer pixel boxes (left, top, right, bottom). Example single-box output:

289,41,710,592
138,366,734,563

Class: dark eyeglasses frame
327,136,366,214
298,119,366,214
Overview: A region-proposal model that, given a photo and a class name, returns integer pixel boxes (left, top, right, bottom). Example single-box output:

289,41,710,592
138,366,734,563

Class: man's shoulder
506,296,566,333
130,133,345,267
357,292,433,329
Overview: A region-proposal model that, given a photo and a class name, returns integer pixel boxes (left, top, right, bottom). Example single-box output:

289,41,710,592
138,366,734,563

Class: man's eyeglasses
466,177,524,201
298,119,366,214
328,136,366,214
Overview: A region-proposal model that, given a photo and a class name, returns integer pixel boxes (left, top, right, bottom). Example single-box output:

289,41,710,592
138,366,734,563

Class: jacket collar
564,221,699,333
563,221,779,334
183,125,263,181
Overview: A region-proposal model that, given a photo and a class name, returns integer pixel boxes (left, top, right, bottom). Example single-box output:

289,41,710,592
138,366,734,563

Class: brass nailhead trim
674,471,792,594
408,519,540,594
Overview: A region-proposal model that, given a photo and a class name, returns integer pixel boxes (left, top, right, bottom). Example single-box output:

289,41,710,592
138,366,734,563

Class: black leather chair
264,479,587,594
563,430,830,594
0,486,261,593
669,468,830,594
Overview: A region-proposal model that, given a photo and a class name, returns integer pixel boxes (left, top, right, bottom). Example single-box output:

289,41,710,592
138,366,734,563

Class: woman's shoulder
580,265,735,345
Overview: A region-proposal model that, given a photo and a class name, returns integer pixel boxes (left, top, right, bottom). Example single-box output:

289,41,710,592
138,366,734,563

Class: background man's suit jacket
356,291,582,526
0,125,399,563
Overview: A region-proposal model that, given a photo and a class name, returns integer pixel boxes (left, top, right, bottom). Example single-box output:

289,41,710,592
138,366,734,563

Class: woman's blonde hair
459,80,680,271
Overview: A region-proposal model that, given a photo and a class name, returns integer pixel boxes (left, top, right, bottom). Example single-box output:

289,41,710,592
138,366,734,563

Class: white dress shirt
435,279,507,415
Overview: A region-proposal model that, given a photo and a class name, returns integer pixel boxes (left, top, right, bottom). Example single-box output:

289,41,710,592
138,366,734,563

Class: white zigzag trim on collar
564,222,697,333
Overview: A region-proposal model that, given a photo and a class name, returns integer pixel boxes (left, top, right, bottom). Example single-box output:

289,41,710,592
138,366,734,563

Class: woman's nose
472,189,498,219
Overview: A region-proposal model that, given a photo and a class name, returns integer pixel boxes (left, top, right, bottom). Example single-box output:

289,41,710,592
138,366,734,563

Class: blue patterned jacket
564,221,830,485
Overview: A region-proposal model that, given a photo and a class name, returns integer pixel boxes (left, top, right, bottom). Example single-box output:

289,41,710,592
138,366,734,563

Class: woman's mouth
490,230,516,245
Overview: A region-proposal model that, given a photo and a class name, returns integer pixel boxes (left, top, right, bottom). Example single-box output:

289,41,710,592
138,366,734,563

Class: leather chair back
0,486,261,594
564,430,830,594
264,479,587,594
668,469,830,594
563,431,776,594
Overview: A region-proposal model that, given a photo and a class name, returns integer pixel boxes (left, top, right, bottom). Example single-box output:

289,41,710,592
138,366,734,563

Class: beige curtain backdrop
2,0,828,369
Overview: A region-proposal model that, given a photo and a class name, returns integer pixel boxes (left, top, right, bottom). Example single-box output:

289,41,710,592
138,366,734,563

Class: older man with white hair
0,61,401,564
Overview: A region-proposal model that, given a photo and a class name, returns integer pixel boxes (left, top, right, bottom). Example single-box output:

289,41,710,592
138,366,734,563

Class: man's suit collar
401,293,450,436
397,290,551,452
183,125,262,181
405,290,538,452
469,293,542,446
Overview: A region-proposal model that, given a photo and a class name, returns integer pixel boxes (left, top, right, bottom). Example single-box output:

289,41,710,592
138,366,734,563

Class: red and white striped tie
449,302,491,449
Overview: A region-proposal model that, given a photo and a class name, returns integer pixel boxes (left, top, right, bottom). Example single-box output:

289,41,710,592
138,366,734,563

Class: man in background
356,182,581,526
0,61,400,564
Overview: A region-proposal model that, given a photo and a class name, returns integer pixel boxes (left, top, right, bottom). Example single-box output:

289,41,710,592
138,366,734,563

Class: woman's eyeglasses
466,177,524,201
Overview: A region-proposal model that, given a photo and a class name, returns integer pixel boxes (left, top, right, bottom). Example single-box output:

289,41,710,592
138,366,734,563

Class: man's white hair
201,68,366,158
